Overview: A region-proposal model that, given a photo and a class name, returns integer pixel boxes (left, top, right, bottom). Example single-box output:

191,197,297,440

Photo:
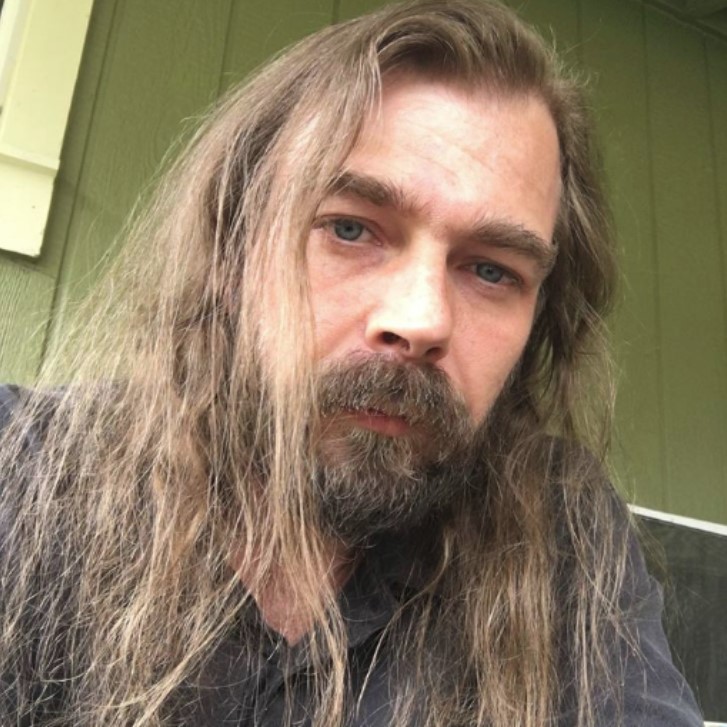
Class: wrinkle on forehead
342,78,562,244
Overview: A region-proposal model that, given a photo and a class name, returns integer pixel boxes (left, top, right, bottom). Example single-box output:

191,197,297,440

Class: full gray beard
313,355,485,545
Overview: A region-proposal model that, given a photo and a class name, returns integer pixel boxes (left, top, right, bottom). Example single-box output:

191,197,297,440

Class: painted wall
0,0,725,523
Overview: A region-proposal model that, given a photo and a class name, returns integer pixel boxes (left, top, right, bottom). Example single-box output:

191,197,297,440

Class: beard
312,354,486,544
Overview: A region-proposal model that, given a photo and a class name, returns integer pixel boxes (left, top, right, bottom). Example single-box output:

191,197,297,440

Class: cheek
307,263,367,359
454,307,537,420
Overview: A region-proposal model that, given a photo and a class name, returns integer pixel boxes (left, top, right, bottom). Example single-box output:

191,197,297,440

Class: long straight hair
0,1,627,725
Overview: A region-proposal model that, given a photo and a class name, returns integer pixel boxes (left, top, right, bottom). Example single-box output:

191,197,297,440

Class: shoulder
545,438,703,724
0,384,24,431
0,384,62,456
0,385,66,522
0,385,33,538
612,513,704,725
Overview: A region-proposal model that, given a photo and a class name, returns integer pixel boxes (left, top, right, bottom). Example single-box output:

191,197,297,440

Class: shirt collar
339,530,432,649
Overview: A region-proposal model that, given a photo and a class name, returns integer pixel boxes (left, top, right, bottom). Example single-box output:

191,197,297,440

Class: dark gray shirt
172,537,703,726
0,385,704,726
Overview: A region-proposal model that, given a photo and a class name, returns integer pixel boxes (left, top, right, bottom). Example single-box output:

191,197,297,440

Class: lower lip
349,410,410,436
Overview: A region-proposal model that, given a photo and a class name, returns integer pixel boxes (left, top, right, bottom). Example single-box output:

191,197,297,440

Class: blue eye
475,263,506,284
332,219,365,241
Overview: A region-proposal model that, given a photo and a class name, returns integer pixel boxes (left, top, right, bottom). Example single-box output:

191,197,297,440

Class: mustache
316,354,472,432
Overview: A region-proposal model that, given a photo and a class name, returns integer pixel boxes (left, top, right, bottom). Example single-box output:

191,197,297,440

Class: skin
255,77,562,642
308,76,562,429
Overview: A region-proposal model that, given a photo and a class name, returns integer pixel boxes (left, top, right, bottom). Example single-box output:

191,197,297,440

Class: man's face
305,76,561,539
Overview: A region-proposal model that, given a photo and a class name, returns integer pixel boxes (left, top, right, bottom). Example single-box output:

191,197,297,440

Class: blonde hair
0,1,628,725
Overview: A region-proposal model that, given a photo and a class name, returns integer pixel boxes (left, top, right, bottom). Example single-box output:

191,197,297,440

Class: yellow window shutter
0,0,94,257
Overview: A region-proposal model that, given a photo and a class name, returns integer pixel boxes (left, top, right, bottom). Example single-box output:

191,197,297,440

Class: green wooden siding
1,0,726,523
580,0,666,507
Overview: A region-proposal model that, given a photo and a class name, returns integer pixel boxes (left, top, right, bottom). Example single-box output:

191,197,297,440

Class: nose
364,255,452,363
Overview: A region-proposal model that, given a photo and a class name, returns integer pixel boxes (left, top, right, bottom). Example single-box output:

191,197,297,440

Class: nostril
381,331,401,345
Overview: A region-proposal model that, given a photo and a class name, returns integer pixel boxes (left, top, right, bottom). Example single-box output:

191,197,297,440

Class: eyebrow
467,218,557,276
327,170,558,276
328,171,416,213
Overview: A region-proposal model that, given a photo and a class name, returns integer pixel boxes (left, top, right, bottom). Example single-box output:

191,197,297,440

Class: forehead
336,75,562,245
353,74,560,175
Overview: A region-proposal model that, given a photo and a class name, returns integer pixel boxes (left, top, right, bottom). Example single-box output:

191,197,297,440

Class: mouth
345,408,411,437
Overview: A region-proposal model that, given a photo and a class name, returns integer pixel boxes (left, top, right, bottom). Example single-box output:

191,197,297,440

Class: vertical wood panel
336,0,392,21
46,0,234,357
220,0,335,92
0,260,55,383
706,37,727,506
580,0,666,506
645,7,727,519
511,0,580,57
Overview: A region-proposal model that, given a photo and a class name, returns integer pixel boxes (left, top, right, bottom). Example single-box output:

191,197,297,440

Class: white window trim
629,504,727,537
0,0,94,257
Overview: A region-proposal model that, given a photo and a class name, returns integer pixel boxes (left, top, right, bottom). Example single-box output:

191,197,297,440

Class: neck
235,537,358,645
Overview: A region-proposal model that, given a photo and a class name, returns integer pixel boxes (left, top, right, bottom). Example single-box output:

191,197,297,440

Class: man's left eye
474,263,509,284
331,218,367,242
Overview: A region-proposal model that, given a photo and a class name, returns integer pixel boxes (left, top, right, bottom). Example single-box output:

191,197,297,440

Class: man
0,1,703,725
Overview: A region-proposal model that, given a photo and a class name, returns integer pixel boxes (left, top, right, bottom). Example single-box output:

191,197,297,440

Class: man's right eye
331,218,367,242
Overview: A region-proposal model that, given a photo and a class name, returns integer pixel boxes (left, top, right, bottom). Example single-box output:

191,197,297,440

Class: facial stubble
313,355,487,544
